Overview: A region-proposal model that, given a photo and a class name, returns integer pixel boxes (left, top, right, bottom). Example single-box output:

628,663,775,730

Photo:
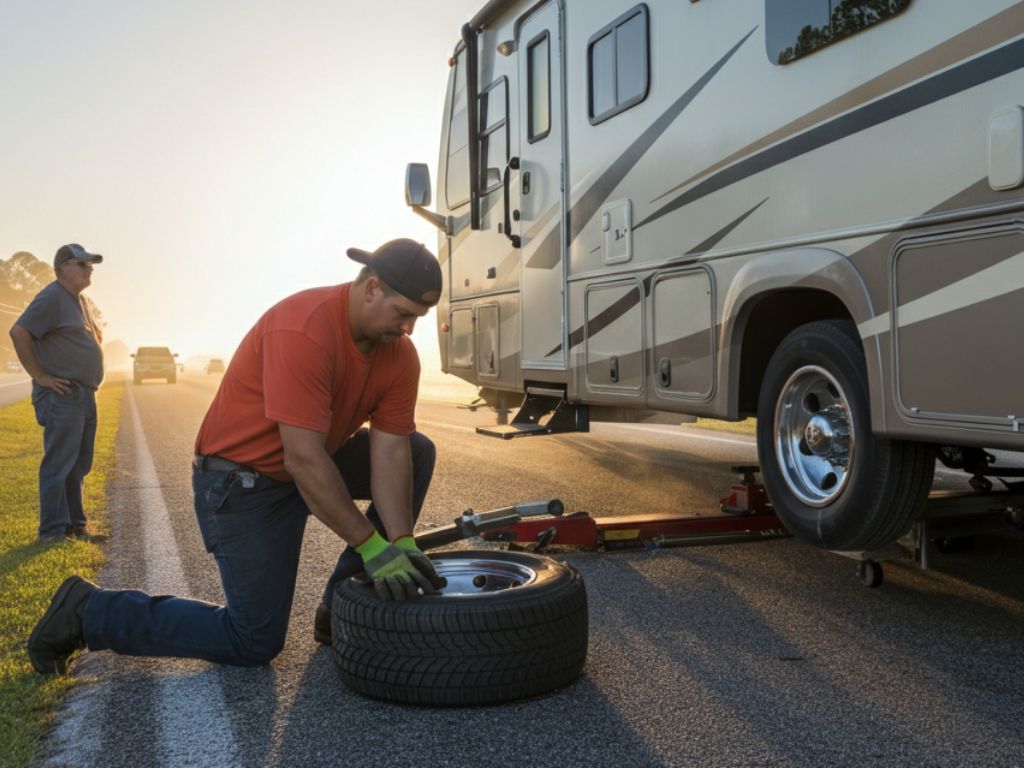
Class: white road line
127,385,241,767
0,378,30,388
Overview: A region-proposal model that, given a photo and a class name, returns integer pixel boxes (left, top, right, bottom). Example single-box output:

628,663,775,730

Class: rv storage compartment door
651,269,715,401
894,224,1024,431
585,279,643,394
476,303,500,379
449,308,474,370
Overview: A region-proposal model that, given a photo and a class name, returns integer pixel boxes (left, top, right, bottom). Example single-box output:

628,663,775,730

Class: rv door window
478,77,508,195
527,32,550,142
766,0,912,65
588,4,650,125
445,50,470,209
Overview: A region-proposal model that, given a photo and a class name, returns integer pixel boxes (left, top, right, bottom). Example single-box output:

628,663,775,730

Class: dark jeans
33,384,97,537
83,429,435,666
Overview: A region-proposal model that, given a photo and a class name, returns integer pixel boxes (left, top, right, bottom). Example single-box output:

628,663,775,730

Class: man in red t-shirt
29,239,448,672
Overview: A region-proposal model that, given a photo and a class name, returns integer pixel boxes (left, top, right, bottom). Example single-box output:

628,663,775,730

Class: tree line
1,251,105,363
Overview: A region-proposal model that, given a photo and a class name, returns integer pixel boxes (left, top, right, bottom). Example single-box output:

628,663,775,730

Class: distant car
3,361,21,373
131,346,178,384
204,358,225,375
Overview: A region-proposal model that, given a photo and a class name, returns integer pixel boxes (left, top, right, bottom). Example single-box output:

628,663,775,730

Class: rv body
414,0,1024,550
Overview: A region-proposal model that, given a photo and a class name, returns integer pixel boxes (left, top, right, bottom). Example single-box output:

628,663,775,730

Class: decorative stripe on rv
524,27,758,271
651,3,1024,205
548,198,770,357
636,36,1024,230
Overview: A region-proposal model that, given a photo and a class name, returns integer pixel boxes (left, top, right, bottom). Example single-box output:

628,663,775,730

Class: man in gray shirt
10,244,105,542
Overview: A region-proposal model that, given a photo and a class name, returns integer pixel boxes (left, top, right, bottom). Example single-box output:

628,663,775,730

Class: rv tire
331,550,588,706
756,320,934,551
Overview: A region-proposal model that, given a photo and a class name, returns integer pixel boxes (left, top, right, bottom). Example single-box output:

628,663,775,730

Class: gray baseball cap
346,238,442,307
54,243,103,270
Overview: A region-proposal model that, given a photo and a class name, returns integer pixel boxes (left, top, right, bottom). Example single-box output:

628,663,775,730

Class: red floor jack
415,466,789,554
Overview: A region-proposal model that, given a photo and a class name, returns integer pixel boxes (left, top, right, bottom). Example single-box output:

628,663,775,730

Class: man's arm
279,423,376,545
9,324,72,395
368,428,415,540
280,422,438,600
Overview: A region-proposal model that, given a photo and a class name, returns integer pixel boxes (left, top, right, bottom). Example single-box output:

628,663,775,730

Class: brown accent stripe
651,3,1024,205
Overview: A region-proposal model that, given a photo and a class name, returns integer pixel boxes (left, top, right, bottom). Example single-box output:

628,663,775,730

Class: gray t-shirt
17,281,104,394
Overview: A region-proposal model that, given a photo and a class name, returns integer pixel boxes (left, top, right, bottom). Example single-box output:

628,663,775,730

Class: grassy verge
0,380,123,768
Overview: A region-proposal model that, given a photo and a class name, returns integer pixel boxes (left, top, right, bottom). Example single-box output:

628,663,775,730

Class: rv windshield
445,50,471,209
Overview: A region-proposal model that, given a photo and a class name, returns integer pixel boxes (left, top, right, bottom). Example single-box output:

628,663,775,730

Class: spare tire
331,550,588,706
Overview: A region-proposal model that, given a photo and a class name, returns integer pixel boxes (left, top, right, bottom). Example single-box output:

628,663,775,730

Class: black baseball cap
54,243,103,270
346,238,442,307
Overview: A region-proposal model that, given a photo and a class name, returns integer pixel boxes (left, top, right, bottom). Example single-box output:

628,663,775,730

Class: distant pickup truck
204,358,225,375
131,346,178,384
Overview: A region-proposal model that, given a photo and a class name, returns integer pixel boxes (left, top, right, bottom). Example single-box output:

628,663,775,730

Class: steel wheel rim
773,364,855,507
430,557,538,596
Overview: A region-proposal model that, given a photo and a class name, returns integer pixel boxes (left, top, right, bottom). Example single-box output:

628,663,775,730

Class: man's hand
36,373,72,395
9,325,68,393
356,532,437,601
394,536,447,591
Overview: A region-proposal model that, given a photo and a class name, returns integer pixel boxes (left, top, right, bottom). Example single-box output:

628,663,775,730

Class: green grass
0,381,122,768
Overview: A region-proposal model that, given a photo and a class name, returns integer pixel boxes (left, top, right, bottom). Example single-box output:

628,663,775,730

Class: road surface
33,372,1024,767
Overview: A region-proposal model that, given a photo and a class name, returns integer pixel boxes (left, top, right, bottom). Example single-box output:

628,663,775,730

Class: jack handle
414,499,564,550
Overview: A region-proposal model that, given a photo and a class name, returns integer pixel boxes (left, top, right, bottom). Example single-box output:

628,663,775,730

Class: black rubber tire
756,320,935,551
331,550,588,706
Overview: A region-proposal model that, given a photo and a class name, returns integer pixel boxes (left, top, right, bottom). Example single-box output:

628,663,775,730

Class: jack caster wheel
856,559,884,588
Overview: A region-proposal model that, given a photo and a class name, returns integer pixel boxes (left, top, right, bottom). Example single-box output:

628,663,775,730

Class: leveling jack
414,467,789,555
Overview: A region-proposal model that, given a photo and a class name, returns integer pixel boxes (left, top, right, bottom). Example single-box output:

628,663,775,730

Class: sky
0,0,484,383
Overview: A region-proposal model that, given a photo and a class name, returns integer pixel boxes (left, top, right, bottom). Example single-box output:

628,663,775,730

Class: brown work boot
28,576,97,674
314,603,331,645
36,531,70,544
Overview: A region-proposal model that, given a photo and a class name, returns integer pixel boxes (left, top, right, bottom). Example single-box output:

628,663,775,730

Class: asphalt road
32,372,1024,768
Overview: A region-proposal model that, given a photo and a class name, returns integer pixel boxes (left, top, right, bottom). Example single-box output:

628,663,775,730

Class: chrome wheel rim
774,365,855,507
430,557,538,596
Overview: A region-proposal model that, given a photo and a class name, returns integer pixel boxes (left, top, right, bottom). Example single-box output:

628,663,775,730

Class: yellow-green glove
394,535,447,592
356,531,434,601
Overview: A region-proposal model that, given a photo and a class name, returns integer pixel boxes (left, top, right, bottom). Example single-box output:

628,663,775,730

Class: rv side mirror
405,163,432,207
404,162,450,234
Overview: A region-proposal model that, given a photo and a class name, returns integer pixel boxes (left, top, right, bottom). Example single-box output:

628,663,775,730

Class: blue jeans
33,384,97,537
84,429,435,665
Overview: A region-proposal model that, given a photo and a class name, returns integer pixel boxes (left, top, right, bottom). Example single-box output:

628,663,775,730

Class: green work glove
394,535,447,592
356,531,434,601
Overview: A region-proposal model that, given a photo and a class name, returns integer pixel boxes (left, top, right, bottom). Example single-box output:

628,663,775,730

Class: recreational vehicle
404,0,1024,552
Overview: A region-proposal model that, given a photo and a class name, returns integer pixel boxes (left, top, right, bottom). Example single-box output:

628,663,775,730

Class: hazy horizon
1,0,484,392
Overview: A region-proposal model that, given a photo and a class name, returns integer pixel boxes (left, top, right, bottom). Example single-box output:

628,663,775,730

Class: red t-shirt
195,283,419,480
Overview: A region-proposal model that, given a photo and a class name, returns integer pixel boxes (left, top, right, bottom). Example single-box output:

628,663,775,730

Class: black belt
192,454,256,475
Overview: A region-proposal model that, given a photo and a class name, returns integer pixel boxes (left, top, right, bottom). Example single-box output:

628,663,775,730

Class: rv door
516,2,567,371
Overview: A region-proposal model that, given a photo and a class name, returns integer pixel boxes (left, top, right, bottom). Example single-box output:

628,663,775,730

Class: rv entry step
476,387,590,439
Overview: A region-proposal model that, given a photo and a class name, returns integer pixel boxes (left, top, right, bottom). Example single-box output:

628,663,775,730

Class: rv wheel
756,321,934,551
331,550,588,706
